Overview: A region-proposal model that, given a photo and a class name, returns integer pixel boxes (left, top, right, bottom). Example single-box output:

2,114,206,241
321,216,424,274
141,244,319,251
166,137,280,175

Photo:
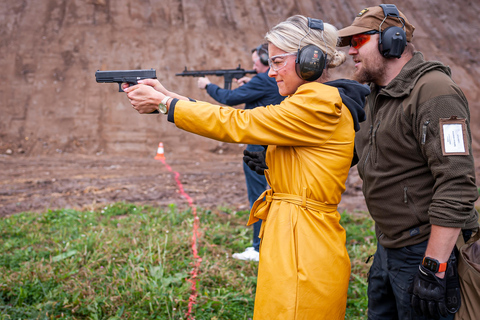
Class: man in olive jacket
338,4,479,320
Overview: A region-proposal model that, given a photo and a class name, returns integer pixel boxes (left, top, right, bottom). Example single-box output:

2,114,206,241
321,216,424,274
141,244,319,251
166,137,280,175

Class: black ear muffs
378,4,407,59
295,44,326,81
256,44,269,66
295,17,328,81
379,26,407,58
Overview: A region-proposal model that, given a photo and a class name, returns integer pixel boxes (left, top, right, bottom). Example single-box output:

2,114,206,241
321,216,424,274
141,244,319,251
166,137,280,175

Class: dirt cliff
1,1,479,216
1,0,479,158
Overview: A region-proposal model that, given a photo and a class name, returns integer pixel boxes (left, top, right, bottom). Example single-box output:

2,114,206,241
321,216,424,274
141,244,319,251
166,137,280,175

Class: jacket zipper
372,121,381,163
368,125,373,145
362,124,373,181
404,186,408,203
362,90,379,190
362,87,380,191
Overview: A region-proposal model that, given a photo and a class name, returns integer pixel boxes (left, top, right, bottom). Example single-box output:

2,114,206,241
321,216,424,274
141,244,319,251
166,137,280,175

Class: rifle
95,69,157,92
176,65,257,90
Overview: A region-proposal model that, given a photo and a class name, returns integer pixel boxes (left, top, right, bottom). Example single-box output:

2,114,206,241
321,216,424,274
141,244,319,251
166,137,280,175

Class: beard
352,55,387,85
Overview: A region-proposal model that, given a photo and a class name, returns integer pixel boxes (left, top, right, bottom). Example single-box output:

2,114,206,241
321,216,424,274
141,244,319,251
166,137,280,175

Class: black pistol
95,69,157,92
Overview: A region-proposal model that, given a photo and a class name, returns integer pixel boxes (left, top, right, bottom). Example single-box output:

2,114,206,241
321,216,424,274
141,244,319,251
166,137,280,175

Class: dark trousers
243,144,268,252
368,241,454,320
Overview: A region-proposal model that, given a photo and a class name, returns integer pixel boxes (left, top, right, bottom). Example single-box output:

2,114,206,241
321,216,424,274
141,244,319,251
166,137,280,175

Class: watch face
158,103,168,114
423,257,439,272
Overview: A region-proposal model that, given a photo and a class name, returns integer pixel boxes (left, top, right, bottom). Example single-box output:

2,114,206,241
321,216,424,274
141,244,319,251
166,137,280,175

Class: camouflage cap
338,6,415,47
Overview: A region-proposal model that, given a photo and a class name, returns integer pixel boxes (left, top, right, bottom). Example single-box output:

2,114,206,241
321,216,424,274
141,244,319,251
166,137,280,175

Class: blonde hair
265,15,346,69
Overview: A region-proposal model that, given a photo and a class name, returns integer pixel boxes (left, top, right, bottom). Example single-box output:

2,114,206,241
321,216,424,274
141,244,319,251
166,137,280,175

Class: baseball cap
338,5,415,47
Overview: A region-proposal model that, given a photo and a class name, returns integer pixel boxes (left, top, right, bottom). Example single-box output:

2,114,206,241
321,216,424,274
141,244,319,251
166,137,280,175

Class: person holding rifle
123,15,369,319
197,43,285,262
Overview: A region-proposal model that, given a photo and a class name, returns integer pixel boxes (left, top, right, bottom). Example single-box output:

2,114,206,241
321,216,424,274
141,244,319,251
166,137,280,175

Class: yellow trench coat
173,82,353,319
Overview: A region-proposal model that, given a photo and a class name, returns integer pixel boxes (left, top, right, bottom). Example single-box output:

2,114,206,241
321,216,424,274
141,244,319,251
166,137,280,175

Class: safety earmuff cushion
256,45,269,66
295,44,326,81
379,26,407,58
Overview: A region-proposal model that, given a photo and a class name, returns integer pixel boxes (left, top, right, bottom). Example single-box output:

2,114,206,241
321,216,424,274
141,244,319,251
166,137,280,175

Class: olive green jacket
355,52,479,248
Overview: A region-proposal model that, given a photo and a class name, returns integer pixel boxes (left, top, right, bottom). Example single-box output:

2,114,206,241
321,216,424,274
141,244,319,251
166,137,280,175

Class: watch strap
437,261,447,273
161,96,172,105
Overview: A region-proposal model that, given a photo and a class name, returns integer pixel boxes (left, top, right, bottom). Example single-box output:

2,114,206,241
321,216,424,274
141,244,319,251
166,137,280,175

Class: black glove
409,265,448,319
445,253,461,314
243,147,268,175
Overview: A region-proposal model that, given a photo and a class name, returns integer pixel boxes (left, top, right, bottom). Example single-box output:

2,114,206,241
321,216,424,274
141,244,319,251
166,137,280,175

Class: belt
247,188,338,239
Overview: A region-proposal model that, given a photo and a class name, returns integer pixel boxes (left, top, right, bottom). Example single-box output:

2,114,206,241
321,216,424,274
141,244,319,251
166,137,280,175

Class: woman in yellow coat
124,15,369,320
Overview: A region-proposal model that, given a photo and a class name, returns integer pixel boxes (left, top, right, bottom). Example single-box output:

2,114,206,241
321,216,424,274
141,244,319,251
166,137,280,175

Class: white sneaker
232,247,259,262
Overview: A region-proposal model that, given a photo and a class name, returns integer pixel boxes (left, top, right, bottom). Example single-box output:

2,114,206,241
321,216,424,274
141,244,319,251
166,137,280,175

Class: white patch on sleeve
439,117,469,156
442,123,465,153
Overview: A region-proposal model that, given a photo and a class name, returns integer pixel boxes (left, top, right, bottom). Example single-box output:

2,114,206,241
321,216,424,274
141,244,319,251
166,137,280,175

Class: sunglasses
350,31,379,50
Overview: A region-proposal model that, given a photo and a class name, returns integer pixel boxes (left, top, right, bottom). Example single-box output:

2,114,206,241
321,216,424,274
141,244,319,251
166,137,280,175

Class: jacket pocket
402,185,421,225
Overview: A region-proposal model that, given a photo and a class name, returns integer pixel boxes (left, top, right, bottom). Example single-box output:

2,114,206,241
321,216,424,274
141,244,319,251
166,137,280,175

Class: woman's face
267,43,306,96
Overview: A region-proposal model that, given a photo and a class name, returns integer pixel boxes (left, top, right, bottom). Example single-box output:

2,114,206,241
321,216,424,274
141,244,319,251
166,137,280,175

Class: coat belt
247,188,338,239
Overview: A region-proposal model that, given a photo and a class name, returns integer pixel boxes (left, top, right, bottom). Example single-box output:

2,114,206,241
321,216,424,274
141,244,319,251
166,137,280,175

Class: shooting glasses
268,52,297,72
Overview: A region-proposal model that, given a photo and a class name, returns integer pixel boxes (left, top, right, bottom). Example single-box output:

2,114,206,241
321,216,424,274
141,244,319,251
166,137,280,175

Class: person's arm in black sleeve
206,74,269,106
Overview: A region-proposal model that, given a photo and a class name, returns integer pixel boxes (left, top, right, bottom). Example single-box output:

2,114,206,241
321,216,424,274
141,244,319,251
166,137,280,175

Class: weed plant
0,203,374,319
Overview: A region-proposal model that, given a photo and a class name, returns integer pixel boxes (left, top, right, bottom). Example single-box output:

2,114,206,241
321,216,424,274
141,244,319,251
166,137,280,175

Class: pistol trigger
118,83,124,92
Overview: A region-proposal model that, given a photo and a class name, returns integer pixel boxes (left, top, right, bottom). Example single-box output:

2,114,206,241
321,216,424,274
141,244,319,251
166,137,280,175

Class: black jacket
206,71,285,109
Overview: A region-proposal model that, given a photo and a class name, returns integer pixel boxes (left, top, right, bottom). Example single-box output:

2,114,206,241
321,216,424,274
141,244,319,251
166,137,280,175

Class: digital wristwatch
422,256,447,273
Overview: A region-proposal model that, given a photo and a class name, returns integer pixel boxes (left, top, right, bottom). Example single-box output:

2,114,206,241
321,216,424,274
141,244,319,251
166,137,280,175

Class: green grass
341,212,376,319
0,203,375,319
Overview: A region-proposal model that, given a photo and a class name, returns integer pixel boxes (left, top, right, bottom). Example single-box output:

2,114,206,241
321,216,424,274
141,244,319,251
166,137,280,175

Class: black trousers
367,240,454,320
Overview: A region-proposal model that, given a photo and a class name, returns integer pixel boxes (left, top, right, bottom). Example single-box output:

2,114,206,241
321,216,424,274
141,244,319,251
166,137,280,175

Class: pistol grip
120,80,139,92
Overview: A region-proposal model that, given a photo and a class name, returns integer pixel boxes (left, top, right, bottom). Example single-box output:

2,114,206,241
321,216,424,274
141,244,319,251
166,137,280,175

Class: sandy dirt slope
1,0,479,158
1,0,478,217
0,150,367,217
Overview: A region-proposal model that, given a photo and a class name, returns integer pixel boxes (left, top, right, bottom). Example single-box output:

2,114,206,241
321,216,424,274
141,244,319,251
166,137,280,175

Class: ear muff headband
295,17,328,81
378,4,407,58
256,44,269,66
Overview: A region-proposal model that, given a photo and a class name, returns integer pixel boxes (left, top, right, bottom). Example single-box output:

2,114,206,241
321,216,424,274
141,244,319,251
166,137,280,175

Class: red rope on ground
158,157,202,320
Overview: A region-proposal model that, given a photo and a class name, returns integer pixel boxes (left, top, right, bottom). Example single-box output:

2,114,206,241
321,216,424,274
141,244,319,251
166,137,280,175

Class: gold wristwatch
158,96,172,114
